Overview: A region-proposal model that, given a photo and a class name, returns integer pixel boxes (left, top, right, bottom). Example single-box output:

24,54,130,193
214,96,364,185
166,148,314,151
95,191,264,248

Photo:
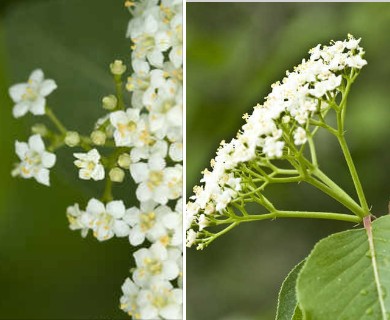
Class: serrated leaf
297,215,390,319
276,260,305,320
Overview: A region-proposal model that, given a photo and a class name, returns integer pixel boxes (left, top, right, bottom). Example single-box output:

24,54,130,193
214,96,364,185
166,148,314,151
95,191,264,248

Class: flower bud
109,167,125,183
102,95,117,110
64,131,80,147
91,130,106,146
117,153,131,169
31,123,48,136
110,60,126,76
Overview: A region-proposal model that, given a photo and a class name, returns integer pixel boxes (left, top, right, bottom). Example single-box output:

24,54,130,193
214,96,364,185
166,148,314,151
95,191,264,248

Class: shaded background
187,3,390,320
0,0,138,318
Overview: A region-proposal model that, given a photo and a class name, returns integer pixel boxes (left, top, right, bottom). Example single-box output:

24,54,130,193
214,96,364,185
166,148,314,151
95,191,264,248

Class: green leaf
297,215,390,319
292,305,303,320
276,260,305,320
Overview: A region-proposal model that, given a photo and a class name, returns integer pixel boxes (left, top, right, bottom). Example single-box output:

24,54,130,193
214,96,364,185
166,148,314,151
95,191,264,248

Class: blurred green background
0,0,138,318
187,3,390,320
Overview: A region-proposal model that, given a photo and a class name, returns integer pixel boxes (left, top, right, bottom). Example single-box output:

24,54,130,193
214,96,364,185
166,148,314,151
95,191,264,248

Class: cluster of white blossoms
10,0,182,318
10,70,58,186
186,35,367,248
118,0,183,318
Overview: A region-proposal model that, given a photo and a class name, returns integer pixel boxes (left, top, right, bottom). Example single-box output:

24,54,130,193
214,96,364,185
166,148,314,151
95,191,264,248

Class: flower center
118,121,137,137
22,87,38,101
148,170,164,189
144,257,162,275
140,211,156,232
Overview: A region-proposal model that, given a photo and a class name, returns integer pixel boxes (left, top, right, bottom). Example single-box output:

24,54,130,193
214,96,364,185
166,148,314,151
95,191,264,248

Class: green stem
336,76,370,216
101,176,113,202
306,174,365,218
215,210,361,225
337,134,370,215
45,106,67,135
114,74,125,110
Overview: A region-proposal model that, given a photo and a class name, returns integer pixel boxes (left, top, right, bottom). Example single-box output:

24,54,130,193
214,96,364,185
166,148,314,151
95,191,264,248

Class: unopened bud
282,115,291,124
64,131,80,147
109,167,125,183
118,153,131,169
102,95,117,110
110,60,126,76
91,131,106,146
31,123,48,136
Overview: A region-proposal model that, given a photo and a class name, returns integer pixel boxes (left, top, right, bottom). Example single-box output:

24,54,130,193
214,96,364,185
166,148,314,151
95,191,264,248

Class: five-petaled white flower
9,69,57,118
110,108,143,147
82,198,130,241
73,149,105,181
133,243,180,286
12,134,56,186
137,278,183,320
125,201,175,246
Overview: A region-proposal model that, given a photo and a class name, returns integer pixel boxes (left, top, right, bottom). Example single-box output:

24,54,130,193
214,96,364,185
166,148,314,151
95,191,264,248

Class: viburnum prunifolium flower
186,34,368,248
9,69,57,118
73,148,105,181
12,134,56,186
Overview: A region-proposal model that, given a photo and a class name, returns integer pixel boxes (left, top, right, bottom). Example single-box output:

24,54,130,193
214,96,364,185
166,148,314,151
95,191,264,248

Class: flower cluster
10,0,182,318
10,70,58,186
186,35,367,249
119,0,183,318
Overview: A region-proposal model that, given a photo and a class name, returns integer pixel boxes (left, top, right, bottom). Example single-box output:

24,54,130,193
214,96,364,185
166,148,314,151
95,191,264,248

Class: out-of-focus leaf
276,260,305,320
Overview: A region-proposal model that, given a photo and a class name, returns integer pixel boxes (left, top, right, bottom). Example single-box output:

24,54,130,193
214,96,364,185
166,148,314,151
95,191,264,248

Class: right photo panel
186,2,390,320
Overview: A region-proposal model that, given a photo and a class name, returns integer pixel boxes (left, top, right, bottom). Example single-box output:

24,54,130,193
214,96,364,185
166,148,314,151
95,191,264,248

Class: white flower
84,198,130,241
131,15,172,67
130,156,181,205
294,127,308,145
168,13,183,68
66,203,89,238
263,138,284,158
169,142,182,162
124,201,173,246
9,69,57,118
137,279,182,320
133,243,179,286
147,80,182,137
12,134,56,186
73,149,105,181
120,278,141,318
131,139,168,163
186,229,197,247
110,108,142,147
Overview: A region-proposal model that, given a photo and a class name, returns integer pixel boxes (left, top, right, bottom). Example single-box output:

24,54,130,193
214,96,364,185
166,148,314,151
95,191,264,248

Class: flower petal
41,151,56,168
40,79,57,96
28,134,45,153
35,168,50,186
9,83,28,102
29,69,44,83
15,141,29,159
130,162,149,183
30,97,46,115
86,198,105,216
12,102,29,118
106,200,126,218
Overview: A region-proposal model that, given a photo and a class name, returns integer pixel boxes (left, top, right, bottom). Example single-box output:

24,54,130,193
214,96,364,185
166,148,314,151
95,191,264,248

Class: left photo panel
0,0,183,319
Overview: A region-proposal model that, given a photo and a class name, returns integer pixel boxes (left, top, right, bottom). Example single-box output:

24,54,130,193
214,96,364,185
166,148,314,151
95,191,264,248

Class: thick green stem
337,134,370,216
215,210,360,225
336,75,370,216
306,174,365,218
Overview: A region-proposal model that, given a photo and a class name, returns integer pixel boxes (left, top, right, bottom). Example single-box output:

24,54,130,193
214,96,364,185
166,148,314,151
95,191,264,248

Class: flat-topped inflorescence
186,35,367,249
